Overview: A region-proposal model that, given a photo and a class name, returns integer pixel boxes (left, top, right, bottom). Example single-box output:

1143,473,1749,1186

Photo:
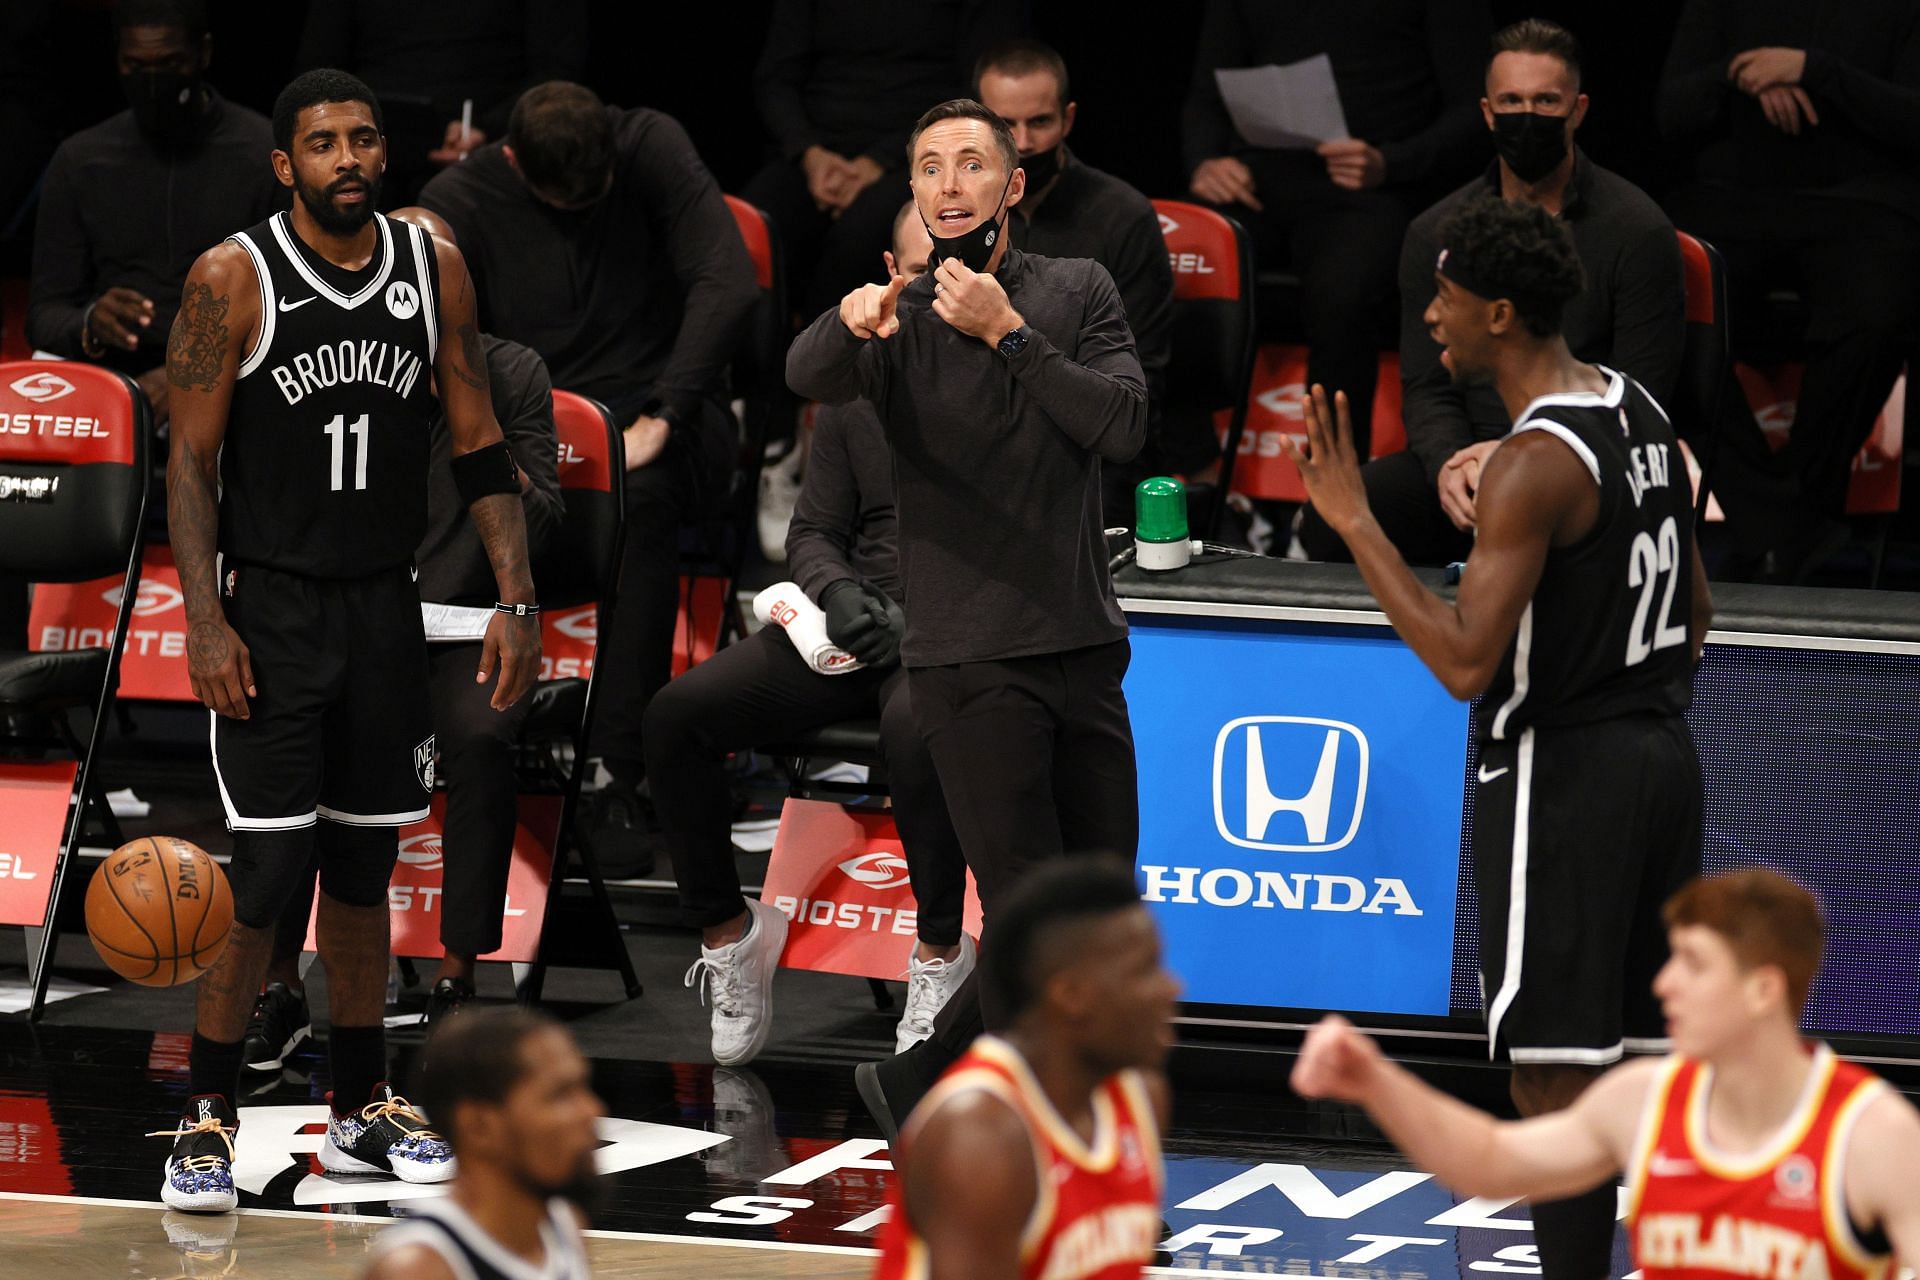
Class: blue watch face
998,326,1028,355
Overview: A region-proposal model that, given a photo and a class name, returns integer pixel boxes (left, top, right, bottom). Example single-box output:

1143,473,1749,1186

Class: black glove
820,580,900,667
861,586,905,669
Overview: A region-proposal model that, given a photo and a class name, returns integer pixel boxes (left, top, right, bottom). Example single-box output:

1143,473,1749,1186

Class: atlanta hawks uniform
1472,366,1704,1065
210,210,442,831
872,1036,1163,1280
1626,1045,1894,1280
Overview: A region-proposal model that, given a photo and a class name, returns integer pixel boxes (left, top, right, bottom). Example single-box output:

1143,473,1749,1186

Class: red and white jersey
1626,1044,1894,1280
871,1036,1164,1280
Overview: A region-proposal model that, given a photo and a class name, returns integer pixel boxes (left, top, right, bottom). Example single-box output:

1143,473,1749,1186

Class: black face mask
1019,144,1063,193
1491,110,1571,184
925,167,1016,274
122,70,207,150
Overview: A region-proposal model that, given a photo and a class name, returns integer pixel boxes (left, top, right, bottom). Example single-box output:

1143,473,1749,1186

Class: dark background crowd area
0,0,1680,272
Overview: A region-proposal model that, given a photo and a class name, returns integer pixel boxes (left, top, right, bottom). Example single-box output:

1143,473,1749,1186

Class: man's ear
1062,101,1078,139
1486,298,1516,338
1569,93,1591,132
1005,164,1026,210
270,150,295,189
503,145,520,175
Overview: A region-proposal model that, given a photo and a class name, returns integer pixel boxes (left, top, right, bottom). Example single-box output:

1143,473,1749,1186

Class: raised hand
930,258,1021,343
1289,1015,1382,1102
1281,384,1372,537
839,269,908,340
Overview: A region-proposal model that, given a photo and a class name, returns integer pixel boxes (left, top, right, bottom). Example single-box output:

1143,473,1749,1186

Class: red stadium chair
0,360,150,1018
1673,230,1731,524
515,388,642,1003
1151,199,1256,537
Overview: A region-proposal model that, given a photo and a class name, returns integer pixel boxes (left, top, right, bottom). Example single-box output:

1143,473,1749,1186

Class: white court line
0,1191,1293,1274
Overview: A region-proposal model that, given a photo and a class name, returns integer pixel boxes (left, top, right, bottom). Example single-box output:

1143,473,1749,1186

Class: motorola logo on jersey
838,851,912,890
1213,717,1368,852
385,281,420,320
103,580,184,618
8,372,76,404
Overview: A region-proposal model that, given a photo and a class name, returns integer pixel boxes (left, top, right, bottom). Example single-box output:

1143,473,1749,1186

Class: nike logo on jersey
1477,763,1509,784
278,296,315,312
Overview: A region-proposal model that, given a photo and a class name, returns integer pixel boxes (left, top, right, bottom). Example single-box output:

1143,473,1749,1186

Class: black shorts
1472,714,1702,1066
209,563,432,831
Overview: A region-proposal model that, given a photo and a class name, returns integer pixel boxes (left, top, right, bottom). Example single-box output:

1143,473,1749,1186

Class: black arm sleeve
1657,0,1735,144
1802,19,1920,160
634,115,759,420
786,410,864,603
755,0,821,161
25,146,94,358
787,307,890,406
1181,0,1248,175
1375,0,1494,188
1005,264,1148,464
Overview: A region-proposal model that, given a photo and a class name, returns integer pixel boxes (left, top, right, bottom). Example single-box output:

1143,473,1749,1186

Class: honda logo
103,580,183,617
8,372,76,404
837,851,911,890
1213,717,1368,852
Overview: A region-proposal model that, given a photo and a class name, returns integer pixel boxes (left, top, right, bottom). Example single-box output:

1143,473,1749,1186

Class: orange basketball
85,837,233,986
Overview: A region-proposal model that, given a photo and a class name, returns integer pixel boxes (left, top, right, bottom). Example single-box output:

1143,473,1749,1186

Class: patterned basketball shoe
150,1094,239,1213
319,1083,456,1183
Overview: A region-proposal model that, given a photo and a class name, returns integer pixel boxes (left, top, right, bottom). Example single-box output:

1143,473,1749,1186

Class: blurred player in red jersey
1293,869,1920,1280
871,857,1178,1280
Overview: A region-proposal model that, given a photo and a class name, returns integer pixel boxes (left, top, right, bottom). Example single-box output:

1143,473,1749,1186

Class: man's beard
520,1152,605,1221
296,171,381,235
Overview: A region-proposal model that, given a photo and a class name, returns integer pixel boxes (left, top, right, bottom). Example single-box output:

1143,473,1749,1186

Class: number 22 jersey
221,210,440,578
1480,366,1696,741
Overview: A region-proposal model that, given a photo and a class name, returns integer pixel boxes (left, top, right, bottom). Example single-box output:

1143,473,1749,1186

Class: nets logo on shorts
413,735,436,792
1212,717,1368,852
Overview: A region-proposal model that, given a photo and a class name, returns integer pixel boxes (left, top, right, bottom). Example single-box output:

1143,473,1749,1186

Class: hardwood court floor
0,1196,874,1280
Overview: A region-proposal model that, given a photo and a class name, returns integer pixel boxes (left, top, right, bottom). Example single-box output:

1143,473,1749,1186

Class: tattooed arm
166,243,260,719
430,234,540,711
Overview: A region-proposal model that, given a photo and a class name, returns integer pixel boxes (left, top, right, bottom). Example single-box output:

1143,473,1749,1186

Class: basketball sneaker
683,897,788,1066
422,976,474,1026
895,934,977,1054
319,1083,456,1183
150,1094,239,1213
242,982,311,1072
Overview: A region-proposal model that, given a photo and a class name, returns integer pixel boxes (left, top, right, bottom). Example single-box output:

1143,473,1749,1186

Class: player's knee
228,829,320,930
640,679,709,756
316,824,399,908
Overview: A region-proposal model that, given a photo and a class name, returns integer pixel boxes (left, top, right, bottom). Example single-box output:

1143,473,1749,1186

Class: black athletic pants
913,639,1140,1058
741,158,908,319
643,625,966,945
1297,450,1476,566
1665,183,1919,537
588,396,734,783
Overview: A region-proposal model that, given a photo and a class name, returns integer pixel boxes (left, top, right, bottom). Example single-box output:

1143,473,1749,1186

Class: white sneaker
685,898,789,1065
895,934,977,1054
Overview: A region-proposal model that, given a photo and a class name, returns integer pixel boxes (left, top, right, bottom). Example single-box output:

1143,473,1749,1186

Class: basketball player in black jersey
364,1009,598,1280
1288,194,1713,1280
150,69,540,1213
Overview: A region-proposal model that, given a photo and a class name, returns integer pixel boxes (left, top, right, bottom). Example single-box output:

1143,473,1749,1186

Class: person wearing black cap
1289,193,1711,1280
787,97,1146,1139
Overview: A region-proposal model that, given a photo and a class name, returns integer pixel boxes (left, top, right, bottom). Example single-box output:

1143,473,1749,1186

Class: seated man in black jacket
247,241,563,1060
27,0,279,428
420,82,758,874
644,208,969,1068
974,38,1182,523
1183,0,1492,447
1299,19,1682,565
1659,0,1920,579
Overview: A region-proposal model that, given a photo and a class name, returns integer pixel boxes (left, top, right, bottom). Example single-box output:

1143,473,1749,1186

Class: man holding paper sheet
1183,0,1492,447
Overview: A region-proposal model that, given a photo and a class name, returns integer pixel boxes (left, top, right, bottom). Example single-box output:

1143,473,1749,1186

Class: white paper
1214,55,1350,150
420,602,494,642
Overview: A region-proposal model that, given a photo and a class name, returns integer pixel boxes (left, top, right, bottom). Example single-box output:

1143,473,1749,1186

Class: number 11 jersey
221,210,440,578
1481,367,1696,742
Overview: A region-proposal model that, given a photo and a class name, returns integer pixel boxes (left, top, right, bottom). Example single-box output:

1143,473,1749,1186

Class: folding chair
0,361,149,1019
515,389,642,1004
1150,200,1256,538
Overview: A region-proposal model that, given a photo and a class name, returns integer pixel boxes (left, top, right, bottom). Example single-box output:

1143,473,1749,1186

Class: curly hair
1438,194,1585,337
272,69,383,153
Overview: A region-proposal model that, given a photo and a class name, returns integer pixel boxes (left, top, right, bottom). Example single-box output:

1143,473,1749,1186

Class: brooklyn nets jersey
1481,367,1695,741
222,210,440,577
372,1197,593,1280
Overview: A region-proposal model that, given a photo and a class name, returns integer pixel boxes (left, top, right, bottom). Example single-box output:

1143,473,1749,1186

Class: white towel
751,582,864,675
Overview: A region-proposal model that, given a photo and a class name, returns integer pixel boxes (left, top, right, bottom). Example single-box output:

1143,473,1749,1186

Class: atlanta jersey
1627,1045,1894,1280
872,1037,1163,1280
222,210,440,578
1480,366,1695,741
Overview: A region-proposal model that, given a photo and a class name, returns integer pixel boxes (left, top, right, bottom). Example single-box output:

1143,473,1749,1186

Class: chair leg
1868,515,1891,589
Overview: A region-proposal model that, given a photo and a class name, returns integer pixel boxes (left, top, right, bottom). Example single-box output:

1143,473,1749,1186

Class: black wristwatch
996,324,1032,358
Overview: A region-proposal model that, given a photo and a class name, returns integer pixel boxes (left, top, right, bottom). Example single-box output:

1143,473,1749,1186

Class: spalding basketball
85,837,234,986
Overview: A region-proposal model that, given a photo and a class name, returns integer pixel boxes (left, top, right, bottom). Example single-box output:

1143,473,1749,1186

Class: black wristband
495,601,540,617
452,441,520,504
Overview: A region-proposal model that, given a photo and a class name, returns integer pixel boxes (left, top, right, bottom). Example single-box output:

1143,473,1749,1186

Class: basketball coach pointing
788,98,1146,1133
